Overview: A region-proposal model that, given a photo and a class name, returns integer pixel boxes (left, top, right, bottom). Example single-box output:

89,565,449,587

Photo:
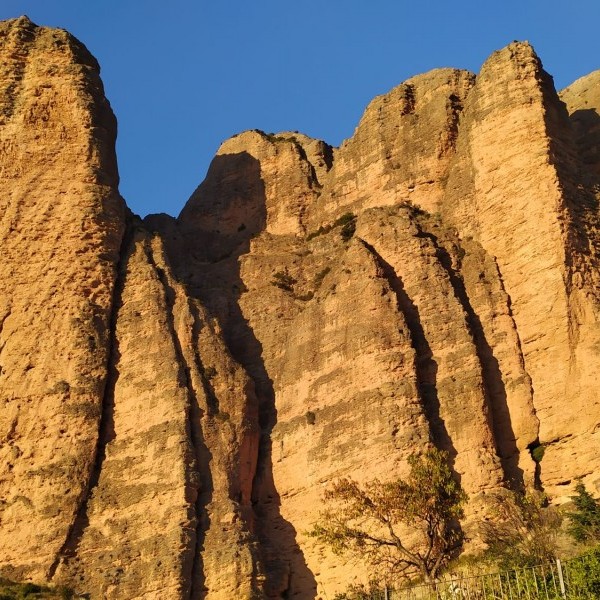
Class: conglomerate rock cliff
0,16,599,600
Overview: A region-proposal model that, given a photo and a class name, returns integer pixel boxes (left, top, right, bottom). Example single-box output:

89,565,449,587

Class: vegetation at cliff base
0,578,77,600
479,489,562,569
309,448,467,583
567,482,600,543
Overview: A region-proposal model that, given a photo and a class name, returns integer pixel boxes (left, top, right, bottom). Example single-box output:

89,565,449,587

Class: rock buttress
443,42,600,499
0,17,125,582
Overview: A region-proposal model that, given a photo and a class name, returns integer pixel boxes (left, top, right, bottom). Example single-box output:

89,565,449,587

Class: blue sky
2,1,600,217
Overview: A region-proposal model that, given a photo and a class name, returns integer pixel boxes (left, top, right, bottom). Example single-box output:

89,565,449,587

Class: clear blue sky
3,1,600,217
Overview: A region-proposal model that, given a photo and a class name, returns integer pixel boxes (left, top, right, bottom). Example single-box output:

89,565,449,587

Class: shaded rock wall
1,17,599,600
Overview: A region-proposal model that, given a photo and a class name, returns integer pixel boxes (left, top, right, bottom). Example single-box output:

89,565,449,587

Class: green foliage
203,366,217,380
294,291,314,301
530,442,545,463
333,212,357,227
565,545,600,598
0,578,76,599
480,490,562,569
265,132,300,145
306,213,357,242
306,225,329,241
270,270,297,292
52,381,70,394
567,482,600,543
338,214,357,242
309,448,467,582
333,580,388,600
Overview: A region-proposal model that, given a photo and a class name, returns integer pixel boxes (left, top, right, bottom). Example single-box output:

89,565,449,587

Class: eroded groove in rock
146,242,204,600
359,238,453,455
357,207,504,502
459,245,539,488
443,41,600,498
415,222,525,485
237,235,430,596
145,210,265,597
52,232,197,600
47,223,134,582
184,302,215,600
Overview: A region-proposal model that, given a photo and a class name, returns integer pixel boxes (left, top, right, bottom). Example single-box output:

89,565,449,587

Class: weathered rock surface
1,17,599,600
0,15,125,583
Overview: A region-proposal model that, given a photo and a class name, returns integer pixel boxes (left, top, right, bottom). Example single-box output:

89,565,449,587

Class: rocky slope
0,17,599,600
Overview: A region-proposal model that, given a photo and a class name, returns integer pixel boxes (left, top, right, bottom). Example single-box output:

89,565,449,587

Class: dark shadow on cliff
416,224,525,490
152,152,317,598
359,239,458,473
567,108,600,189
150,255,214,600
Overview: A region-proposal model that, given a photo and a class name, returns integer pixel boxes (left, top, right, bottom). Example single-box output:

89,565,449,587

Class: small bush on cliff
336,213,357,242
309,448,467,583
332,580,388,600
306,213,357,242
271,270,297,292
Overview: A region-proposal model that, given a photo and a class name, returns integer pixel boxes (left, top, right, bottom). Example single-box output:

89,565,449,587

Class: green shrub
567,482,600,543
295,291,314,301
271,270,297,292
530,442,545,463
565,545,600,598
333,581,388,600
306,213,357,242
306,225,331,241
480,489,562,569
340,219,356,242
333,212,357,241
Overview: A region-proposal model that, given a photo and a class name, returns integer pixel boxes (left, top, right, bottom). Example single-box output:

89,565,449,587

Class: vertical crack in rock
490,257,541,489
226,285,306,597
414,223,524,486
358,238,457,461
47,223,133,580
0,308,12,358
490,256,539,422
145,245,210,599
185,301,216,599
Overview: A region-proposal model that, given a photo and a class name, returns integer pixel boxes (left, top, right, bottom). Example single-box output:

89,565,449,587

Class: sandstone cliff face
0,16,125,582
1,18,599,600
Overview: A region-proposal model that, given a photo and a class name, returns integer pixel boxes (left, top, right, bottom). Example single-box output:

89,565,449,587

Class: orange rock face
1,18,599,600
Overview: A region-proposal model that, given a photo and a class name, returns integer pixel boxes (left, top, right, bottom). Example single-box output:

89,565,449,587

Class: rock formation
0,16,599,600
